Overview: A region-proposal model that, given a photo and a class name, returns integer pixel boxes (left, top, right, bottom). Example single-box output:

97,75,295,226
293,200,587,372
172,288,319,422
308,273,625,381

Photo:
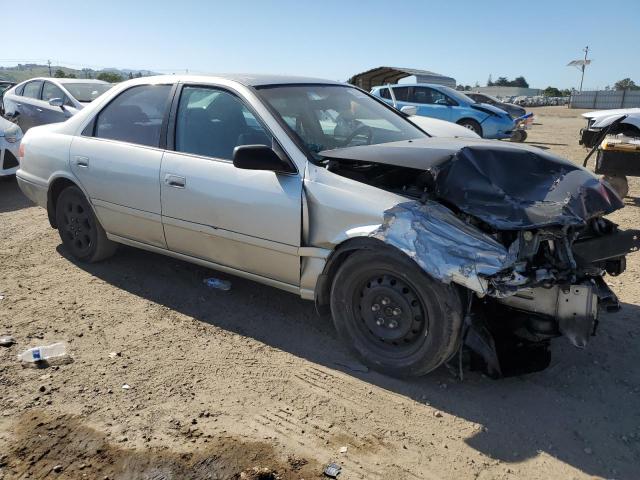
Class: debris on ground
323,462,342,478
17,342,70,367
203,277,232,291
122,384,131,390
238,466,280,479
339,446,348,454
108,351,121,359
0,335,16,347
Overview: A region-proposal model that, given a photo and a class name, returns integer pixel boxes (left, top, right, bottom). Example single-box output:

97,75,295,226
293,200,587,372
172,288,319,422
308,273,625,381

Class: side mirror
400,105,418,116
233,144,296,174
49,97,64,108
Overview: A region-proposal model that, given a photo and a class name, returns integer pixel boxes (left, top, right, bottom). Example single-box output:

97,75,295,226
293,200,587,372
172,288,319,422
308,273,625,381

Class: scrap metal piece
323,462,342,478
372,201,518,296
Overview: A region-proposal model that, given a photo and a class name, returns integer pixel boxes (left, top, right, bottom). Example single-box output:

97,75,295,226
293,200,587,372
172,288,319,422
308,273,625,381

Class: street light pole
579,46,589,93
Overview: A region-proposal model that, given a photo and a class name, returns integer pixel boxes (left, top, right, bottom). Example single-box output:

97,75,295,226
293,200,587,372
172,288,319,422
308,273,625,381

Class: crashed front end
320,140,639,375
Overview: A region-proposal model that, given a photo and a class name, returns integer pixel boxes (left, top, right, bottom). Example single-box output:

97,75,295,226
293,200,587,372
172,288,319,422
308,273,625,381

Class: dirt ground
1,106,639,480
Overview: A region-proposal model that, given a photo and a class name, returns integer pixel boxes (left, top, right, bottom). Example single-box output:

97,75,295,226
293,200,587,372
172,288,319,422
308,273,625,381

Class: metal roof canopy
348,66,456,90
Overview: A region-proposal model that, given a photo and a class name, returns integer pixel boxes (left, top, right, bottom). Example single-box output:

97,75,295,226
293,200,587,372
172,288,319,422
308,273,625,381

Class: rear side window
15,84,25,95
379,88,391,99
42,82,66,101
22,81,43,99
94,85,172,147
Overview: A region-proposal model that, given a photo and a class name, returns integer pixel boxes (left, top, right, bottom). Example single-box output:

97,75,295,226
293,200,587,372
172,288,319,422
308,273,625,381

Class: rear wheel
55,186,117,262
456,119,482,137
330,249,463,377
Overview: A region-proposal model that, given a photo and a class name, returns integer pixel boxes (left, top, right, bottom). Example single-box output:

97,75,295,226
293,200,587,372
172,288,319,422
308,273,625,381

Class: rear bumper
16,170,47,208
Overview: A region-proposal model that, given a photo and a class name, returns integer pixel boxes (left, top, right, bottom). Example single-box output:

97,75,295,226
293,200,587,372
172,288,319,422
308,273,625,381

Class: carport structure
348,67,456,91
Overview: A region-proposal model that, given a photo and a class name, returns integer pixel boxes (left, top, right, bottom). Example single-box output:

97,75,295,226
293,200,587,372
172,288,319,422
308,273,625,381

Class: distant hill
0,64,157,83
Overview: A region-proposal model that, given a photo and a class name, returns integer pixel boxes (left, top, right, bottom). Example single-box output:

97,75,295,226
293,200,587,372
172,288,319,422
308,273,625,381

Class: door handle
74,156,89,168
36,108,43,112
164,174,186,188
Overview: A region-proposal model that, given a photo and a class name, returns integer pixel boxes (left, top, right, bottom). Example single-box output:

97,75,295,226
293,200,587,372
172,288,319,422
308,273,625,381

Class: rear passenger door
159,84,302,286
69,83,174,248
16,80,43,131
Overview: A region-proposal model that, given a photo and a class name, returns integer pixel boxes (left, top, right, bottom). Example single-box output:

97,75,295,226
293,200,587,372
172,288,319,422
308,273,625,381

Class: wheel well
47,178,78,228
314,237,394,315
456,118,482,133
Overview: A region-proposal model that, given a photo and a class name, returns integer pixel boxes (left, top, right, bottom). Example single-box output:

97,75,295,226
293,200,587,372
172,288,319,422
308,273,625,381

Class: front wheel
602,175,629,199
330,249,463,377
456,119,482,137
55,186,117,263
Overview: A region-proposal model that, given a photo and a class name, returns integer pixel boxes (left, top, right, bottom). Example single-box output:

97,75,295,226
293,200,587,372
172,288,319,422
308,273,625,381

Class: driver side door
160,84,302,286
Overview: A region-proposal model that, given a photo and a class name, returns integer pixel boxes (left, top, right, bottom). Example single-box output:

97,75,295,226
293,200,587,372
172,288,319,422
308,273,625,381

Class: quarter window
22,81,43,99
94,85,172,147
379,88,391,99
175,86,271,160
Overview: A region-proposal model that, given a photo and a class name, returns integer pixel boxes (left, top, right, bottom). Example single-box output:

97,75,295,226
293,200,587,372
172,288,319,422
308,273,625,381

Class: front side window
379,88,391,99
22,81,43,99
392,86,409,102
258,85,426,160
175,86,271,160
42,82,66,102
94,85,172,147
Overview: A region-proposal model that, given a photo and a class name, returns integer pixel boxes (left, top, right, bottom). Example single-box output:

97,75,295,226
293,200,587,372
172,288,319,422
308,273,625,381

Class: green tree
54,69,66,78
512,76,529,88
128,72,134,79
66,73,76,78
494,77,510,86
96,72,123,83
542,86,562,97
614,78,639,90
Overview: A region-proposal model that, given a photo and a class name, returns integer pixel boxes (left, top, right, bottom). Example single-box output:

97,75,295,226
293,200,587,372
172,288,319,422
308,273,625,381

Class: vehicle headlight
3,125,20,143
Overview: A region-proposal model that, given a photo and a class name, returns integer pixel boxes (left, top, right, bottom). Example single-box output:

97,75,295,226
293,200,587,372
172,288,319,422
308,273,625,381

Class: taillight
18,143,24,159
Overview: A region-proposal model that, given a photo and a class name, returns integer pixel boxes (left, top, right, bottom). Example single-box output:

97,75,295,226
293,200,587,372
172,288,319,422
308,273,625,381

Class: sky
2,0,639,90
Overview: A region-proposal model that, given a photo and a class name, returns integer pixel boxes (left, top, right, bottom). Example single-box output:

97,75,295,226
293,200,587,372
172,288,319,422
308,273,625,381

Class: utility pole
47,59,52,76
580,46,589,92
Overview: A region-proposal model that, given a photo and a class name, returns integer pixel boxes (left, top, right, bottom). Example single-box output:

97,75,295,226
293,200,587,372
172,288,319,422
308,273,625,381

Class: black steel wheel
330,248,463,377
55,186,116,262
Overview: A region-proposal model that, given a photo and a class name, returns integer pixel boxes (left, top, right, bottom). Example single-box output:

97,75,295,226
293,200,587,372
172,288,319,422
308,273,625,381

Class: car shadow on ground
61,244,640,480
0,176,33,213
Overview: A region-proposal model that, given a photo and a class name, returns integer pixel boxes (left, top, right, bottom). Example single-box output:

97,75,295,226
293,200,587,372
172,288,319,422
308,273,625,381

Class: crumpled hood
320,138,623,229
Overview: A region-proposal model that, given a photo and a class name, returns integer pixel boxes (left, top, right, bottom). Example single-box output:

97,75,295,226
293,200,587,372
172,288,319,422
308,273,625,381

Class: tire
456,119,482,137
330,248,463,377
510,130,527,142
55,186,117,262
602,175,629,199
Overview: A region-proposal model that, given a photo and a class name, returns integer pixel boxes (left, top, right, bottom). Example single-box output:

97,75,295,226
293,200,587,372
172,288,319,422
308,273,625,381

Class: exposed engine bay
321,139,640,376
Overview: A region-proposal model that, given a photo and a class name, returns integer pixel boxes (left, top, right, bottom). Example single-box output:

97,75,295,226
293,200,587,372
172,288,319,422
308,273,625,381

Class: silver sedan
15,75,638,377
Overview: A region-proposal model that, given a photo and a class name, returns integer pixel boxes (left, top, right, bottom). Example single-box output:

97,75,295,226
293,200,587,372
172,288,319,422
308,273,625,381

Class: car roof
125,74,345,88
17,77,109,85
373,83,453,90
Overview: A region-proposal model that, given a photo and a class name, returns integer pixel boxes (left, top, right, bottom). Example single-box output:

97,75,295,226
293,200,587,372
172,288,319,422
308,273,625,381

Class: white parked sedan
0,116,22,177
15,75,639,378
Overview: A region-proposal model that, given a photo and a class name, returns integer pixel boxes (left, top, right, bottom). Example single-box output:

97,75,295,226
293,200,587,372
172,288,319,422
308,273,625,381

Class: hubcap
61,199,93,253
358,274,426,346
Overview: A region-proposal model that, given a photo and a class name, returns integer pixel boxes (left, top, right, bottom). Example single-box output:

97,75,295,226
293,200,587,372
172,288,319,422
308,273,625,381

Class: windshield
257,84,427,160
64,83,112,103
437,86,476,105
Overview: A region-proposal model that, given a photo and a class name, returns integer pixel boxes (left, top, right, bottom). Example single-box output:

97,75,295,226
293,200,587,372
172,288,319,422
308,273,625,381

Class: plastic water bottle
17,342,69,367
203,277,232,291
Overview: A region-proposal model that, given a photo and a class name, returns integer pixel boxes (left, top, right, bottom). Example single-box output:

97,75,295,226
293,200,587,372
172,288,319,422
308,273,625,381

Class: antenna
567,46,591,92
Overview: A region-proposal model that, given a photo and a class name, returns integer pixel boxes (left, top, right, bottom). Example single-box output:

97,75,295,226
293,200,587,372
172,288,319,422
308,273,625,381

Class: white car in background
0,116,22,176
408,114,480,139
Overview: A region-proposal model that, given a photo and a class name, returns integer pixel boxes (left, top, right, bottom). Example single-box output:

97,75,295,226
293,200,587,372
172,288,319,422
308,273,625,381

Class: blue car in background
371,83,515,139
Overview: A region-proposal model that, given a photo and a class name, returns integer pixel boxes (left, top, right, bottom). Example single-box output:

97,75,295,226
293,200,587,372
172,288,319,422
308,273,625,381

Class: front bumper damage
320,139,638,376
